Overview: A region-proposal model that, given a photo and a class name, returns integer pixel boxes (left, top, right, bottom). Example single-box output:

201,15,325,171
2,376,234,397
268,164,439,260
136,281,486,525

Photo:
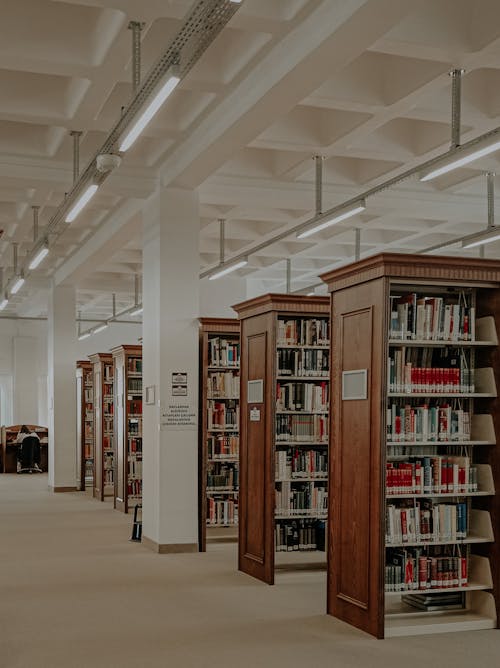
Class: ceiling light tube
420,137,500,182
208,258,248,280
28,242,49,270
297,201,366,239
10,275,25,295
462,227,500,249
130,306,143,316
0,296,8,311
119,69,181,152
65,184,99,223
93,323,108,334
78,332,91,341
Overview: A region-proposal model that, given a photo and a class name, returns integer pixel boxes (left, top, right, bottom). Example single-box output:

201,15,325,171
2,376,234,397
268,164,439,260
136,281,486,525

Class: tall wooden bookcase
233,294,330,584
112,345,142,514
199,318,240,551
321,253,500,638
76,360,94,491
89,353,114,501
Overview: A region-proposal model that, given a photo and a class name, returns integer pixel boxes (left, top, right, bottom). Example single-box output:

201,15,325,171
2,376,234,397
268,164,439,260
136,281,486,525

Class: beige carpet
1,474,499,668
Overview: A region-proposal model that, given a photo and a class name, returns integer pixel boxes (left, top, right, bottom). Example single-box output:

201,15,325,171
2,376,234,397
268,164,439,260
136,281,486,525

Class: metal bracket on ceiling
450,68,465,149
32,206,40,243
314,155,324,216
69,131,83,183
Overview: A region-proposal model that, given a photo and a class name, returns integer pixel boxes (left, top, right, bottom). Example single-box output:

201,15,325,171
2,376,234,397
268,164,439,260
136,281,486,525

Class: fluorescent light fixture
119,72,181,152
229,0,242,3
130,306,143,316
297,201,366,239
0,297,8,311
78,332,91,341
65,184,99,223
28,243,49,270
11,275,25,294
208,258,248,280
307,291,315,296
93,323,108,334
462,227,500,249
420,138,500,182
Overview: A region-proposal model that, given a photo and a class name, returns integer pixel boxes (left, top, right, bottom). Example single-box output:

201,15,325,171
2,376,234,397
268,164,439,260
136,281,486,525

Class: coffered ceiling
1,0,500,320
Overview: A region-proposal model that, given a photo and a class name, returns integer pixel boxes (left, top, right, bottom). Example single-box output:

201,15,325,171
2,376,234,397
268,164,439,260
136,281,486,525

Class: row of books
104,367,113,382
208,337,240,368
103,435,113,450
104,469,114,484
388,349,474,394
84,388,93,403
103,380,113,394
103,401,114,415
385,546,467,591
84,444,93,459
129,458,142,477
386,500,468,544
84,425,93,440
386,457,478,495
275,520,326,552
128,479,142,497
275,414,328,442
276,382,328,412
207,463,238,490
275,482,328,516
277,349,329,377
84,460,93,479
128,357,142,373
129,420,142,436
276,318,329,347
389,293,475,341
387,402,471,442
128,399,142,415
128,378,142,393
128,437,142,453
275,449,328,479
207,371,239,398
206,497,238,526
207,400,239,429
207,435,238,459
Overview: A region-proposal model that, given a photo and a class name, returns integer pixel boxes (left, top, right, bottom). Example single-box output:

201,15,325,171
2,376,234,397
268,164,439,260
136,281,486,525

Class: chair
17,436,42,474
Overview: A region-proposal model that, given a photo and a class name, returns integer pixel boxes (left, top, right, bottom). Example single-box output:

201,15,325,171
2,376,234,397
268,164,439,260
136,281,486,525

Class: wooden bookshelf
321,253,500,638
76,360,93,491
88,353,114,501
1,424,48,473
111,345,142,514
199,318,240,551
233,294,330,584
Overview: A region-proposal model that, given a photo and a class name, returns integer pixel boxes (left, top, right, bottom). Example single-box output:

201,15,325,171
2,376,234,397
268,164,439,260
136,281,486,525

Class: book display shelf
89,353,114,501
233,294,330,584
1,425,48,473
76,360,94,491
198,318,240,551
112,345,142,513
322,253,500,638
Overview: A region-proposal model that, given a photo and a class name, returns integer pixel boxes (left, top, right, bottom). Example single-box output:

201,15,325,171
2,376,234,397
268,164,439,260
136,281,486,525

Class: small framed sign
342,369,368,401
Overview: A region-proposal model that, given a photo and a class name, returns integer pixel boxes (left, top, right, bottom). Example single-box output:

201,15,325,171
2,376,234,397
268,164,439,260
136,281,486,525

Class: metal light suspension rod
314,155,323,216
32,206,40,242
70,131,83,183
355,228,361,262
128,21,145,93
450,69,465,149
286,258,291,293
487,171,495,229
219,218,225,264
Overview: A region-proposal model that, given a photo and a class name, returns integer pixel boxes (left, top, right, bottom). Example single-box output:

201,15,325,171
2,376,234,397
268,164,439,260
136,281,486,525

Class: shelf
387,491,492,498
275,410,328,415
276,477,328,483
276,344,329,350
388,340,496,348
207,396,239,400
275,441,328,447
207,489,238,495
208,366,239,371
388,392,496,398
208,428,239,432
275,512,327,520
276,376,329,381
208,457,239,462
387,441,494,446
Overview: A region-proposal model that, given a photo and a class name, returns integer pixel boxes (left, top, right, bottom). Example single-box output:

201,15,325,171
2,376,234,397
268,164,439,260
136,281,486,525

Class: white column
47,283,77,491
142,186,199,552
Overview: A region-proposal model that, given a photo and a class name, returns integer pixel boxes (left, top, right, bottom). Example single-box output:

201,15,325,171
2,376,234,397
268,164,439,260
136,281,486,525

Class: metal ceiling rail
13,0,241,288
199,125,500,279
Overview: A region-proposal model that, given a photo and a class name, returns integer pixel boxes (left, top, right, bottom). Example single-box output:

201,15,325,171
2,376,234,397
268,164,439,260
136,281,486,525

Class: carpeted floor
1,474,499,668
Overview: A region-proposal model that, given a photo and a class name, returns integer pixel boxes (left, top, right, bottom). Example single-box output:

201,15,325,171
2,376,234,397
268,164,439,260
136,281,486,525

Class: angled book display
112,345,142,513
76,360,94,491
198,318,240,551
233,294,330,584
321,253,500,638
89,353,114,501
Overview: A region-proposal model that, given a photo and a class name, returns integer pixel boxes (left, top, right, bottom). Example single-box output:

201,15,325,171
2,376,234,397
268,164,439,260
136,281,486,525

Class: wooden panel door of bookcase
76,366,85,491
113,351,126,512
328,278,386,638
239,313,274,584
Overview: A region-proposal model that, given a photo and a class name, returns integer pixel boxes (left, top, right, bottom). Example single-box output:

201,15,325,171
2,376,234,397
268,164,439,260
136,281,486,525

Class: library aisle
1,474,500,668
